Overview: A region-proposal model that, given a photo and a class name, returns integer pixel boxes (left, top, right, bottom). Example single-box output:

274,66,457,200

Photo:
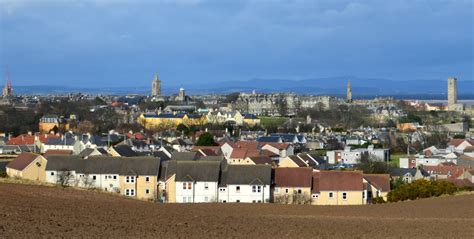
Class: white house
218,165,272,203
174,161,220,203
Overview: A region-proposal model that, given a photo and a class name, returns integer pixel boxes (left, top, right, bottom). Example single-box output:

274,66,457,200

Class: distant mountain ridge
11,77,474,99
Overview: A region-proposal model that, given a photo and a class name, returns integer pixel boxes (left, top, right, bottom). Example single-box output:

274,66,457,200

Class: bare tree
56,170,74,187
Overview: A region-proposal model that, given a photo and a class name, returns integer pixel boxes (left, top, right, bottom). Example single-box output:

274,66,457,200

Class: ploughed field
1,183,473,238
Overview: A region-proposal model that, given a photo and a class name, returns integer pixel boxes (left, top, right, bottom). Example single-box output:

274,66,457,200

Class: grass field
390,153,407,168
259,116,288,126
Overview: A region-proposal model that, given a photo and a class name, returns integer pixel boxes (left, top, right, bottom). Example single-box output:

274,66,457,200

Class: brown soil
1,183,473,238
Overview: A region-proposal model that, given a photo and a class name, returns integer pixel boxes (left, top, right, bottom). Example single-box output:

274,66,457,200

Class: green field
259,116,288,126
390,153,407,168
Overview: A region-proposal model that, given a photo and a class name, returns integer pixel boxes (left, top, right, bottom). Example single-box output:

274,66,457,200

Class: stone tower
448,77,457,109
178,87,185,101
346,80,352,103
2,79,12,98
151,74,161,96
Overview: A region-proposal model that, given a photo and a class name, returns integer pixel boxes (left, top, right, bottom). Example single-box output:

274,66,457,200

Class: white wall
175,181,218,203
218,185,270,203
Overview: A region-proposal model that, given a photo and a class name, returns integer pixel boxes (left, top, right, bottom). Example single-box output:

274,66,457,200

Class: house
423,165,467,180
43,149,73,157
273,167,313,204
326,146,389,165
42,136,76,153
261,143,294,159
38,115,70,134
363,174,391,202
244,156,274,165
279,154,325,168
174,161,221,203
5,153,47,181
78,148,107,158
138,113,207,129
311,171,364,205
171,138,194,152
389,168,430,183
45,156,160,201
270,134,307,144
448,139,474,151
256,136,283,143
108,144,138,157
218,164,272,203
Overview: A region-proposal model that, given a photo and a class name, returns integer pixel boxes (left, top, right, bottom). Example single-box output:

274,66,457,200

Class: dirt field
1,183,473,238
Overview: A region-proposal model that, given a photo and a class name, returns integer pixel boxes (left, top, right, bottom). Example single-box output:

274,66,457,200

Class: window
183,182,187,189
125,176,135,183
274,188,279,193
257,186,262,193
145,189,150,194
342,192,347,200
113,175,117,180
329,192,334,198
285,188,289,194
252,185,256,193
257,200,261,203
145,176,150,182
312,194,318,198
125,189,135,196
92,175,96,180
236,186,240,193
222,200,227,203
252,200,256,203
187,182,192,190
204,182,209,190
219,188,226,192
362,192,365,199
236,200,240,203
50,172,55,176
297,189,302,194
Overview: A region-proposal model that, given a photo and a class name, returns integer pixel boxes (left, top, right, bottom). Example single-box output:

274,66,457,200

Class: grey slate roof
220,165,271,186
113,145,138,157
389,168,430,177
45,156,159,175
175,161,220,182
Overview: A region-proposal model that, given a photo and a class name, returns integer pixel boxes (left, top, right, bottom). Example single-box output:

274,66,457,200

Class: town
1,75,473,205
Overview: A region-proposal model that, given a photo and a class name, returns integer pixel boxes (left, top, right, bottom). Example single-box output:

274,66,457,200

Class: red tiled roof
274,167,313,187
260,149,279,157
363,174,391,192
318,171,363,191
235,141,261,150
6,153,40,171
312,172,320,193
43,150,73,157
247,156,273,165
6,134,59,145
229,148,260,159
448,139,473,147
423,165,467,178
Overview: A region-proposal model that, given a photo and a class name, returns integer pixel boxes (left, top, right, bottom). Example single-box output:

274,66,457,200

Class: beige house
273,167,313,204
363,174,391,202
6,153,47,181
311,171,365,205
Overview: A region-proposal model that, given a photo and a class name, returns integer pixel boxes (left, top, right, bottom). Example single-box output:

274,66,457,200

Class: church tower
346,80,352,103
151,74,161,97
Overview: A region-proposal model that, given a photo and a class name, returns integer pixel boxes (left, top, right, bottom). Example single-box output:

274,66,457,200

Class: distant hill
11,77,474,99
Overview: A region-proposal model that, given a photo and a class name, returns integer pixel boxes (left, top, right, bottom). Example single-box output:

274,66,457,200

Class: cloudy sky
0,0,472,87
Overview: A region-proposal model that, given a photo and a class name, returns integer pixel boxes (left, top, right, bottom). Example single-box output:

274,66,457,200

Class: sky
0,0,473,88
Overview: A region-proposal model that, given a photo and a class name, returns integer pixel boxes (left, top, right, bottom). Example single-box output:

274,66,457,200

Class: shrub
0,171,8,178
387,180,458,202
372,197,386,204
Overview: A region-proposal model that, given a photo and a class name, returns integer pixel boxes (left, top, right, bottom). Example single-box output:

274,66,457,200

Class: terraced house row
5,152,390,205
